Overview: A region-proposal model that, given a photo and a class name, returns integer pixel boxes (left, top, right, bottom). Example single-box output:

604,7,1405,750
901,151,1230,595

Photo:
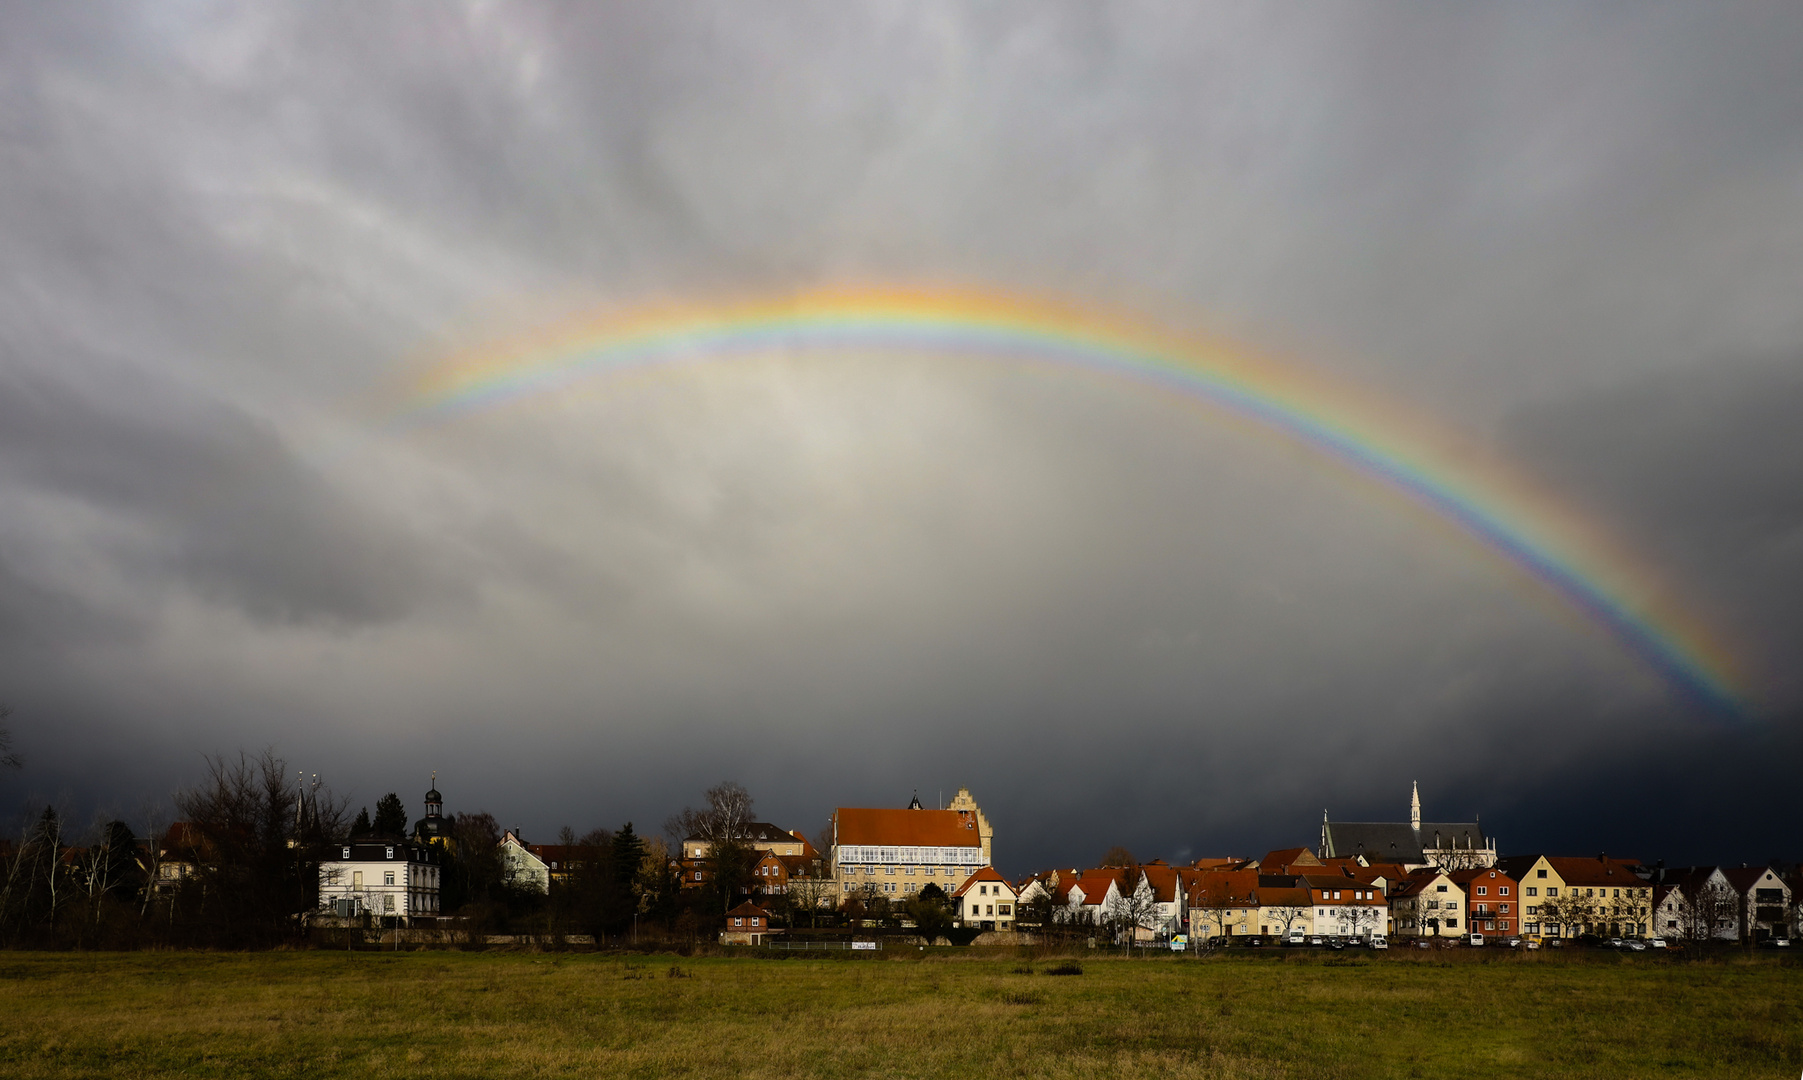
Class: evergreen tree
372,793,408,837
611,823,646,890
351,808,372,836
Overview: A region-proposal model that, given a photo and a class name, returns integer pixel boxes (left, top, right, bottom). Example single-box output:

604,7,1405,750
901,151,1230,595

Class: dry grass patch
0,951,1797,1078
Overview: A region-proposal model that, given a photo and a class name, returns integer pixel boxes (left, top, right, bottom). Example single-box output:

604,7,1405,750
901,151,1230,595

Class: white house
500,829,551,894
319,840,441,923
1065,871,1123,929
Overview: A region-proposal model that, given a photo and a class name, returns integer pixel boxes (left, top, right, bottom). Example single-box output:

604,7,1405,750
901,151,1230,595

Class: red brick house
1451,866,1520,938
721,901,774,945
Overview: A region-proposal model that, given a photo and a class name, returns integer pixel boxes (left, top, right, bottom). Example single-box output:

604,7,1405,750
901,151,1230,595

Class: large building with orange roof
831,788,993,902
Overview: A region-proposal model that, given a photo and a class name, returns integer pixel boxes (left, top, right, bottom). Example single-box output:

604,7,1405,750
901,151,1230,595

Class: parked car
1624,940,1648,952
1504,937,1522,948
1648,938,1668,948
1760,937,1791,949
1607,937,1624,949
1547,938,1565,948
1308,936,1325,947
1466,933,1484,947
1243,936,1266,948
1524,938,1541,950
1328,939,1346,951
1413,940,1431,949
1369,937,1389,950
1287,929,1306,946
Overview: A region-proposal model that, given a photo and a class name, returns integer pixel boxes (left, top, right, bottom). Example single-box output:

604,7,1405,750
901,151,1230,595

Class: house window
384,872,395,886
999,905,1011,915
1546,887,1559,897
386,847,394,859
1446,919,1457,928
1500,886,1510,896
383,895,395,912
353,871,364,888
979,885,988,896
1477,887,1486,896
925,868,936,877
1436,885,1447,892
1537,869,1548,879
342,846,351,859
906,867,915,876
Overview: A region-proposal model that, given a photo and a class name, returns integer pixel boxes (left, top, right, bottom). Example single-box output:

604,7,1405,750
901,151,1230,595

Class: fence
764,940,883,951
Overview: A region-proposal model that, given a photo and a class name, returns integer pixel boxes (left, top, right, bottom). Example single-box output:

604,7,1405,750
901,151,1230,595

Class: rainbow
396,286,1744,715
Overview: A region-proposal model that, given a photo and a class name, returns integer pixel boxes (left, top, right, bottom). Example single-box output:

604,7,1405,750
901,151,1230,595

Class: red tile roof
1188,870,1261,905
1259,848,1323,873
834,808,983,848
952,866,1014,899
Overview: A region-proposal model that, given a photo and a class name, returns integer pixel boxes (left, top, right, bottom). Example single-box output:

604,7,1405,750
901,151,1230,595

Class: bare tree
1192,884,1253,944
1264,903,1311,941
664,781,755,852
1104,868,1160,955
172,748,350,947
1343,900,1383,941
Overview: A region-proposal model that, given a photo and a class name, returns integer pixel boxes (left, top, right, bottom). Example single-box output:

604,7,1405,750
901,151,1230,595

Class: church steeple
1409,781,1421,835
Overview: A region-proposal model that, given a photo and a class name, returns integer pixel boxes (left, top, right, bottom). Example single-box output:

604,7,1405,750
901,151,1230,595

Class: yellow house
1497,854,1652,939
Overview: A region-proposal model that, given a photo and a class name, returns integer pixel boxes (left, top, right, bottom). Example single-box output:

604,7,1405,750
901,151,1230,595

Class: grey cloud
1,3,1800,871
0,359,440,626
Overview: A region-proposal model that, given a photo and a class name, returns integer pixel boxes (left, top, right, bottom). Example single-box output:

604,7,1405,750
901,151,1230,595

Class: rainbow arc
395,286,1744,716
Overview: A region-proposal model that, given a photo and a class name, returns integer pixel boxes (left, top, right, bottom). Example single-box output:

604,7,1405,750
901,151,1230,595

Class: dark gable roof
1321,822,1423,863
1417,823,1488,851
1322,821,1487,863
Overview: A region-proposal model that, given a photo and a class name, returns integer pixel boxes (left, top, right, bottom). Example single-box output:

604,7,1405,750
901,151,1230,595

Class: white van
1466,933,1484,947
1286,929,1306,946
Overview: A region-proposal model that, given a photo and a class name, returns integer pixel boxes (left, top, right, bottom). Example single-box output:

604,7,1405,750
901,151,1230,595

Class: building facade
319,840,441,922
831,788,992,902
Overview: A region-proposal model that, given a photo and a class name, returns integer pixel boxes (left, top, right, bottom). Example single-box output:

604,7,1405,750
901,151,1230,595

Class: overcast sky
3,3,1800,872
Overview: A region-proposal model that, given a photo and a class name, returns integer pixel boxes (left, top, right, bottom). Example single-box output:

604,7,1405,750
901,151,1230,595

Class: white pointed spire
1410,781,1422,834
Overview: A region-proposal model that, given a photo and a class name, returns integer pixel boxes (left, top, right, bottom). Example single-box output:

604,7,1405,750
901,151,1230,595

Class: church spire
1410,781,1421,834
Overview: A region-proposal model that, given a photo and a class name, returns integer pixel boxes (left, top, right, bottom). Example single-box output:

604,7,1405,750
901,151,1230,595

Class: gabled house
1653,867,1737,942
1498,854,1650,939
1390,868,1465,938
499,830,551,894
1064,871,1122,927
1722,866,1791,943
1450,866,1520,938
953,867,1017,930
1139,861,1187,938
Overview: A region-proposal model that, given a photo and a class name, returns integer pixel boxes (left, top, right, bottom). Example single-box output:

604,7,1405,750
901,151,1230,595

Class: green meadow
1,949,1797,1079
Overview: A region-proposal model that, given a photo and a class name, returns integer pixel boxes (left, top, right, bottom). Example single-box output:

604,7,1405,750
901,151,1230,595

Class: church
1320,783,1495,870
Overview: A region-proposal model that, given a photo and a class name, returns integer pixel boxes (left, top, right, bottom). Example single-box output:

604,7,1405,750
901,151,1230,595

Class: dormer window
342,846,351,859
386,846,394,859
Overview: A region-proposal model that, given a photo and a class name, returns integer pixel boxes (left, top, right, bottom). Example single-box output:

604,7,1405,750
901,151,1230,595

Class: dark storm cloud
0,359,438,626
1,2,1800,870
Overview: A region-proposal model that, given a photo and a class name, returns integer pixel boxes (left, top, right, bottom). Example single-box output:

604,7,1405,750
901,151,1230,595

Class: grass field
2,948,1799,1079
